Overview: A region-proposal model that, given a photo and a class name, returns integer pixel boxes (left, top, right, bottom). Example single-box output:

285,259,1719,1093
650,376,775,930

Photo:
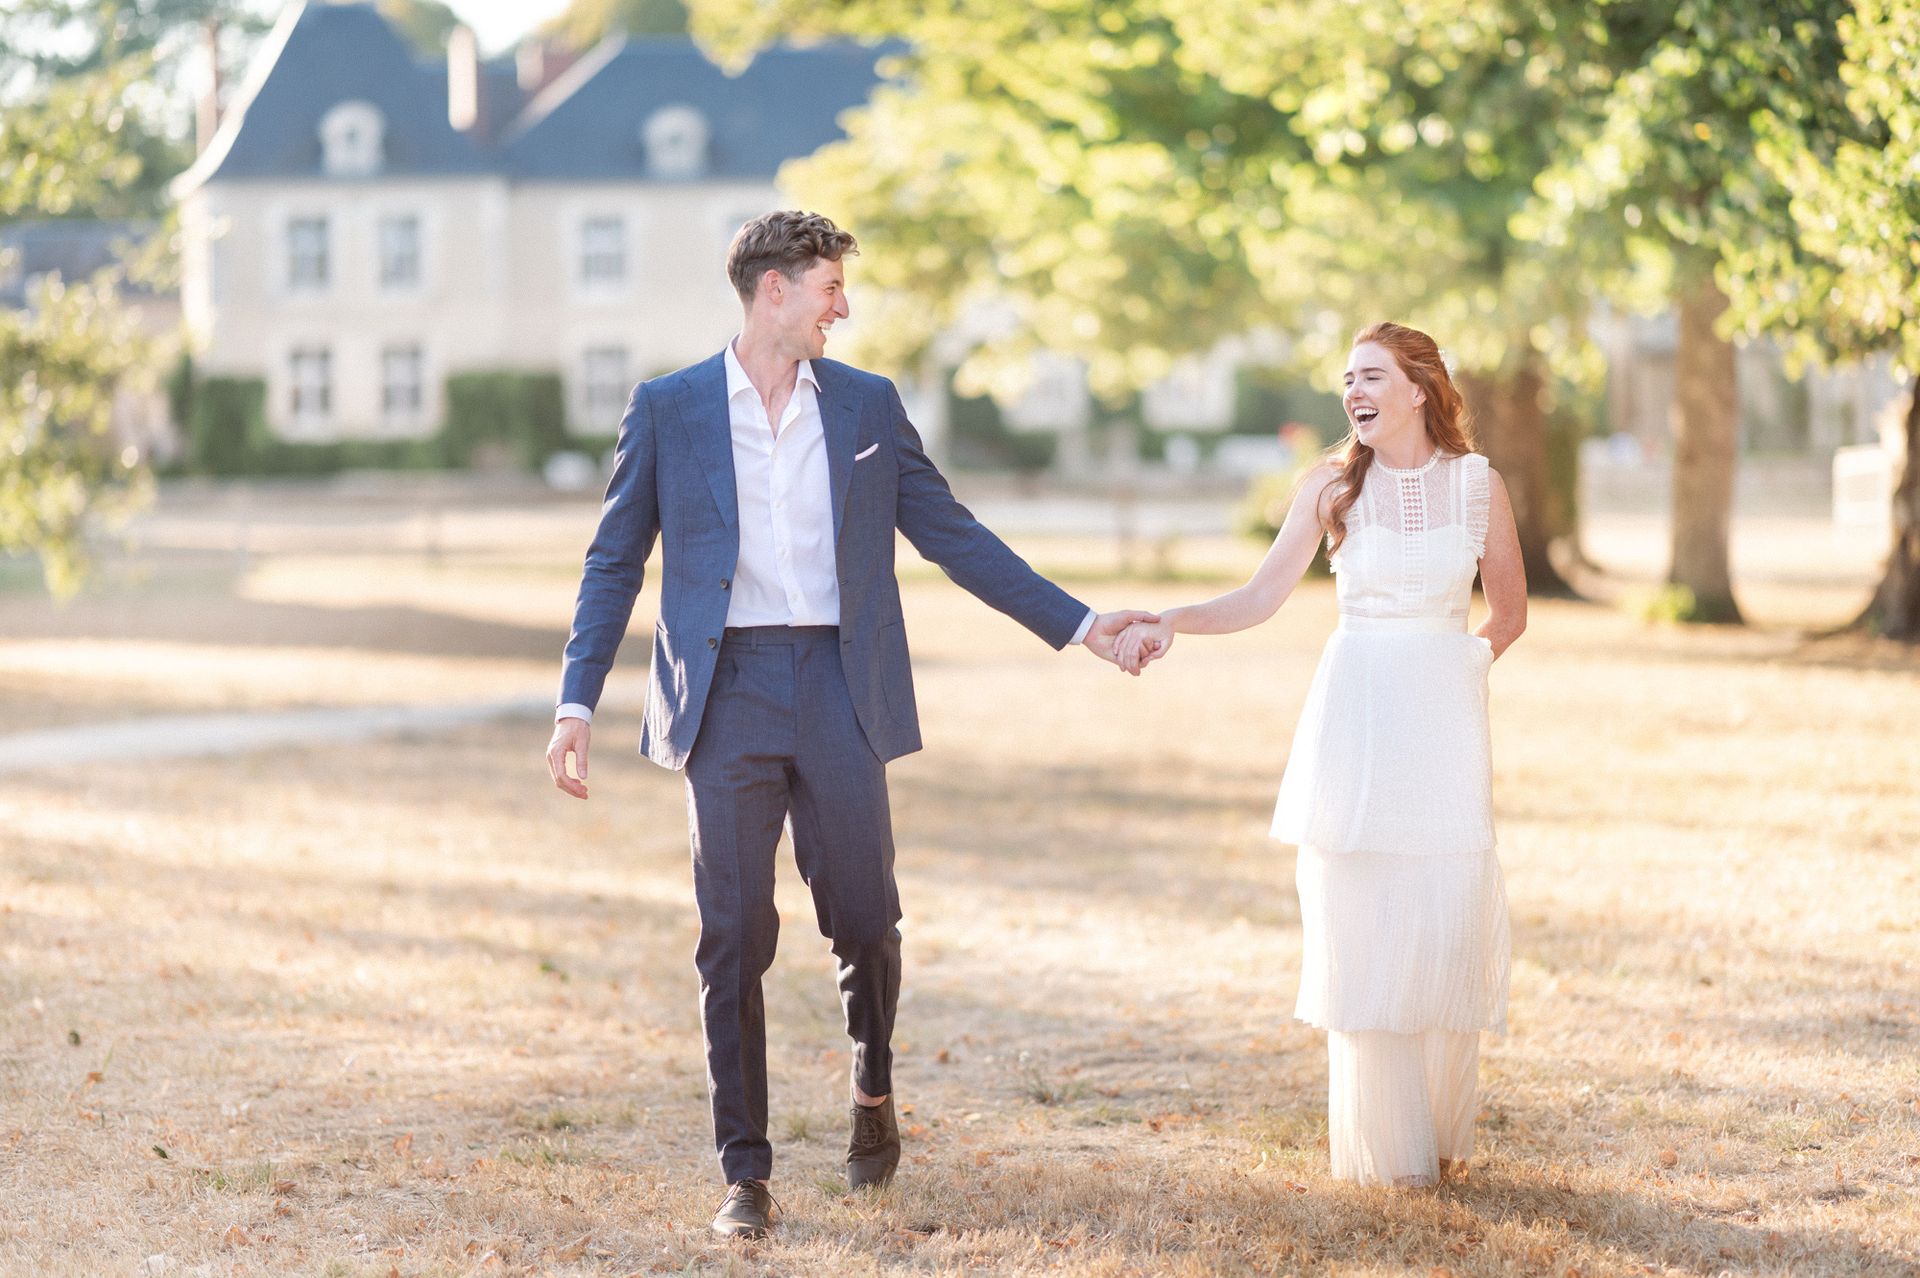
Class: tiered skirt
1271,616,1511,1036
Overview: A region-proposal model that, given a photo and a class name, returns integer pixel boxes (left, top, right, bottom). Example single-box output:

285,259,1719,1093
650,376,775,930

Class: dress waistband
1336,615,1467,634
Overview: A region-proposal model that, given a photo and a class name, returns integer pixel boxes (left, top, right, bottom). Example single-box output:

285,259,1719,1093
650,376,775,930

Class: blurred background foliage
1,0,1916,633
690,0,1915,631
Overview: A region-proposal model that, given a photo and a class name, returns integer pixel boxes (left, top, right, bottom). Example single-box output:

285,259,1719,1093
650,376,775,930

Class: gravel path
0,696,553,775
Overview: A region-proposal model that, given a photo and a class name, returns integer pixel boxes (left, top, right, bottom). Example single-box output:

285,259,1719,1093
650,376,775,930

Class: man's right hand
547,717,592,799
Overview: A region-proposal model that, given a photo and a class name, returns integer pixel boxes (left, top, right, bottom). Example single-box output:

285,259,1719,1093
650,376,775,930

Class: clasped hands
1086,610,1175,676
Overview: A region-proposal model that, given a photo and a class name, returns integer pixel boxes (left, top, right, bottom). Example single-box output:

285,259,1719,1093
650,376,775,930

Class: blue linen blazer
558,353,1091,771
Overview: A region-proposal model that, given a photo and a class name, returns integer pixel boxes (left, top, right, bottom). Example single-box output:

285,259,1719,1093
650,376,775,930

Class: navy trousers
683,625,903,1183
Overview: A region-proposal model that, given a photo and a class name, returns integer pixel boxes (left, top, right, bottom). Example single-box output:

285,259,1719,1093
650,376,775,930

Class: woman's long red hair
1322,321,1477,555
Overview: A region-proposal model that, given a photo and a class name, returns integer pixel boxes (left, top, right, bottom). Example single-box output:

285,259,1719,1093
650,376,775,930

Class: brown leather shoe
710,1179,776,1239
846,1095,900,1190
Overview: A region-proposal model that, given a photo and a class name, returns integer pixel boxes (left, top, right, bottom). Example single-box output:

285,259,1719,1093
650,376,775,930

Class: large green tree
542,0,690,49
1519,0,1859,623
2,1,267,213
0,64,155,593
1724,0,1920,639
378,0,462,56
693,0,1616,591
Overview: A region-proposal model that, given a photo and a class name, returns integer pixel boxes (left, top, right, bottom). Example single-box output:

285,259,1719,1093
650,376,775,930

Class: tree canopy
542,0,690,50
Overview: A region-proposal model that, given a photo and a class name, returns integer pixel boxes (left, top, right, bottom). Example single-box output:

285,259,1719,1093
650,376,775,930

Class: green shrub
187,376,267,476
441,372,568,469
166,351,195,436
1237,455,1332,577
946,384,1057,472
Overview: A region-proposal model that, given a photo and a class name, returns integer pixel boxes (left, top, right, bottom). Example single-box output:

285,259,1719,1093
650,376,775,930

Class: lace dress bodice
1328,452,1490,624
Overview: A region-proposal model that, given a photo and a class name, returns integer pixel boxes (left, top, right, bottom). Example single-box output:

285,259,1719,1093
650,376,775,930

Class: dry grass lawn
1,517,1917,1277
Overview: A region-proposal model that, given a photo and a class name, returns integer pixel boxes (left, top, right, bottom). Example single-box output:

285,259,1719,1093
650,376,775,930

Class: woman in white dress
1117,321,1526,1187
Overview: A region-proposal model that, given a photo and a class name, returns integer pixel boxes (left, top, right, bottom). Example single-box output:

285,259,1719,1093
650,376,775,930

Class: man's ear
760,268,785,305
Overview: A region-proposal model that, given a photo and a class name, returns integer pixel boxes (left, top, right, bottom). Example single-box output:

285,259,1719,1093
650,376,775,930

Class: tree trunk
1461,354,1572,595
1861,378,1920,641
1669,276,1743,622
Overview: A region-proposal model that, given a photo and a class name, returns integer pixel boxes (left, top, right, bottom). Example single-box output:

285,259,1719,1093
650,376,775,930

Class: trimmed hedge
172,368,578,476
441,371,568,469
187,376,267,476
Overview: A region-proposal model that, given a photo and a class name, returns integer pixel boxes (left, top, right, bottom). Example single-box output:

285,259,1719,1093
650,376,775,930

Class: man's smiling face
782,257,849,362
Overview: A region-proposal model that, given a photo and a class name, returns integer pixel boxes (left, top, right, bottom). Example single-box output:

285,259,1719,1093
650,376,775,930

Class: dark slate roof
417,59,531,146
499,37,893,181
0,219,167,307
176,1,493,191
174,2,892,194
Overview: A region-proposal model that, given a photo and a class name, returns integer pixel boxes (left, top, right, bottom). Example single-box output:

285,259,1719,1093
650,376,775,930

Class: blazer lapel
815,361,860,541
672,353,736,530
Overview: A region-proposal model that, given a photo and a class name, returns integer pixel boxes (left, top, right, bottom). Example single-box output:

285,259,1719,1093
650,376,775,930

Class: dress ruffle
1464,453,1491,561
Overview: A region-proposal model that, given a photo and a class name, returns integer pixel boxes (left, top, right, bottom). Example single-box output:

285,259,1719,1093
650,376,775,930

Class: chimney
196,19,222,153
448,24,485,137
516,39,580,97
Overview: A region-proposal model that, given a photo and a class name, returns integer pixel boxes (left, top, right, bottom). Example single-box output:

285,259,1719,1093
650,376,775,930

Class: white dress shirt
719,339,842,628
557,342,1095,723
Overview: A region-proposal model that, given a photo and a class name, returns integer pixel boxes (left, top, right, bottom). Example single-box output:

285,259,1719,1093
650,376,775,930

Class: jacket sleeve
889,380,1090,649
558,381,660,710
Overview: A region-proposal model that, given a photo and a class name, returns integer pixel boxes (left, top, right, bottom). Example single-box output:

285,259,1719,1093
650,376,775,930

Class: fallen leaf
1657,1149,1678,1168
270,1180,296,1195
151,1145,169,1160
392,1132,414,1156
554,1233,590,1261
221,1224,251,1248
67,1030,82,1047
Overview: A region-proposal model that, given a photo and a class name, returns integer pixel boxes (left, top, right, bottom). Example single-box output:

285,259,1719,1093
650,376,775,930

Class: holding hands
1115,617,1173,674
1081,609,1174,676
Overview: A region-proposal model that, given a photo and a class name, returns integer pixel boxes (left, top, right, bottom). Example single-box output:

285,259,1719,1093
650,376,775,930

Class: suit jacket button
720,578,730,589
707,637,718,649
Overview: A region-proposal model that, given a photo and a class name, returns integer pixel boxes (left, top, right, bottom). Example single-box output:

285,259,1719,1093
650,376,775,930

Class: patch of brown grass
1,533,1916,1276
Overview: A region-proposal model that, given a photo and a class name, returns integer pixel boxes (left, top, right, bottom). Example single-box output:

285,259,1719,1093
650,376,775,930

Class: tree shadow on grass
890,757,1295,929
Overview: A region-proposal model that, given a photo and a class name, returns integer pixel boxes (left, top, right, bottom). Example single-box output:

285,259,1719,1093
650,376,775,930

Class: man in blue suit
546,211,1152,1239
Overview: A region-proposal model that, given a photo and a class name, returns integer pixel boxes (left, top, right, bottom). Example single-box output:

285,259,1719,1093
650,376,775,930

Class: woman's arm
1118,464,1338,672
1476,469,1528,658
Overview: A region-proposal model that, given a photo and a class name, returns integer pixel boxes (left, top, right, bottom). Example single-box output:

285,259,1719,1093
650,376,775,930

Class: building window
289,346,332,420
581,346,629,423
643,105,710,179
378,215,420,289
287,217,328,291
382,344,424,420
579,216,625,285
320,100,385,177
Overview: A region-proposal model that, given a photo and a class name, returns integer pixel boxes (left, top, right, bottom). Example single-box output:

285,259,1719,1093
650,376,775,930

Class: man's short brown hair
725,211,859,303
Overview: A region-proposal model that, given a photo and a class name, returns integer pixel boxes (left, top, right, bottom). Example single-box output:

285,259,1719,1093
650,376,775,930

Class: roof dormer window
320,100,386,177
642,105,710,180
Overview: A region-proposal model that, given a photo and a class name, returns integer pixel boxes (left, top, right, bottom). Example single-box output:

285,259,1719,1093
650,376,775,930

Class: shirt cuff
1069,609,1096,647
555,702,595,724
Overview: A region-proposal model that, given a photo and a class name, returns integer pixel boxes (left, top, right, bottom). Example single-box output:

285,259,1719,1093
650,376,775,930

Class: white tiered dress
1270,450,1510,1186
